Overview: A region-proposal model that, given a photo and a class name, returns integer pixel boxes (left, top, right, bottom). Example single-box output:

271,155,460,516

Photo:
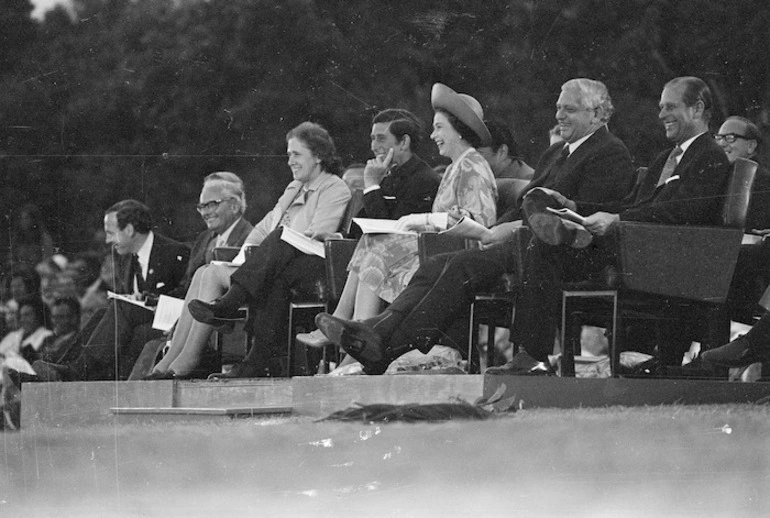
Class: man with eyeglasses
125,173,254,379
714,116,770,231
34,199,190,381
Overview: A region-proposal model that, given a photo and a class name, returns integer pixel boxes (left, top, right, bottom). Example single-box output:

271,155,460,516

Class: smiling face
658,83,700,145
287,137,322,184
555,87,601,144
197,183,240,234
370,122,408,166
717,119,757,164
430,111,467,161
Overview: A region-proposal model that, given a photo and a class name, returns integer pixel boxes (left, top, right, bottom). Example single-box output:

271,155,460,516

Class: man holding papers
34,200,190,381
145,122,350,379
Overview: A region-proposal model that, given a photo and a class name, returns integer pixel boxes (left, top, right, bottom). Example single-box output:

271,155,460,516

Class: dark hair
483,119,520,157
372,109,423,149
51,295,81,322
665,76,713,123
286,122,343,176
105,199,152,234
724,115,762,144
434,108,484,149
17,294,50,329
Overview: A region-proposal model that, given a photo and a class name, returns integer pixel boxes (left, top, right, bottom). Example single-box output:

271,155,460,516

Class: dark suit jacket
619,133,730,225
170,217,253,298
112,233,190,297
359,154,441,220
498,125,634,222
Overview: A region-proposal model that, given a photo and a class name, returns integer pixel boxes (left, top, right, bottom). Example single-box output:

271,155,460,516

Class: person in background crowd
477,119,534,181
7,204,55,268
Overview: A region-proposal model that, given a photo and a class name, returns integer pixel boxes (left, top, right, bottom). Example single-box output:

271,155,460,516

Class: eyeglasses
713,133,750,144
196,197,234,212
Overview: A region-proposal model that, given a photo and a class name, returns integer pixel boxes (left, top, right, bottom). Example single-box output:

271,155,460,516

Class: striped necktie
657,146,683,187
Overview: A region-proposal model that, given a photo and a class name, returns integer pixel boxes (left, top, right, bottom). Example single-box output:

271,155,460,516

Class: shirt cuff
363,185,381,194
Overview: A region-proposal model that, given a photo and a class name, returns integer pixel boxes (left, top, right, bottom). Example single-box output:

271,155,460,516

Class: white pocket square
665,175,680,184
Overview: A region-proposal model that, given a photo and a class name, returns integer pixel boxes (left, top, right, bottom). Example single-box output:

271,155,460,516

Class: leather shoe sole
188,299,242,329
315,313,391,374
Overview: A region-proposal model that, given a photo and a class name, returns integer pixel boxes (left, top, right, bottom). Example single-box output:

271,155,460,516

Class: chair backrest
721,157,758,228
338,189,364,236
323,238,358,302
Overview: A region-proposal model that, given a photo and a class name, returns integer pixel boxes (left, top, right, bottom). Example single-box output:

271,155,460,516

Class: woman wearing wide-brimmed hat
312,83,498,374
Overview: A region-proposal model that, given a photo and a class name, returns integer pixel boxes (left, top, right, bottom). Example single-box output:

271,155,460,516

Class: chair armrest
617,221,743,302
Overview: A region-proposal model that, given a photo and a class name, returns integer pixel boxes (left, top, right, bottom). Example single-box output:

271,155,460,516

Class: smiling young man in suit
34,199,190,381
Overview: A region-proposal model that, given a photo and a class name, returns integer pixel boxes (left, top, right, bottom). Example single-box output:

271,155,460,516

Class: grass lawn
2,404,769,517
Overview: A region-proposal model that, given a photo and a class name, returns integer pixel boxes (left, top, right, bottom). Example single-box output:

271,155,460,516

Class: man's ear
400,134,411,152
747,139,758,157
496,144,509,160
124,223,135,237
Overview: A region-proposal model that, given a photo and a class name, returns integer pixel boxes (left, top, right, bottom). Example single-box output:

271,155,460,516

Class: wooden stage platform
19,373,770,430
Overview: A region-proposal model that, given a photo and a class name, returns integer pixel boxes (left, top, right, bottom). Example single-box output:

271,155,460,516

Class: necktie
204,233,218,263
657,146,683,187
131,254,144,292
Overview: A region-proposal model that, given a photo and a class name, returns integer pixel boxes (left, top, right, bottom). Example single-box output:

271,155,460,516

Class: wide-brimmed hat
430,83,492,146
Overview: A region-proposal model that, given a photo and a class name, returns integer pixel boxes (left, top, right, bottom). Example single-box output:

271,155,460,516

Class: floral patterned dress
349,147,497,303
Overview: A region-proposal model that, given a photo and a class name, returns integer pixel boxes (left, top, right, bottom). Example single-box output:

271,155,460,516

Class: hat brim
431,83,492,146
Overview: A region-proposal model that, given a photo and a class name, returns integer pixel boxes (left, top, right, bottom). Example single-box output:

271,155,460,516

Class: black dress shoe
523,189,592,249
188,299,243,328
701,336,767,368
315,313,392,375
485,351,552,375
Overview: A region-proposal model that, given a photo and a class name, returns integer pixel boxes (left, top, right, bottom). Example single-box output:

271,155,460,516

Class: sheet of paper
151,295,185,332
281,226,325,257
546,206,587,225
352,218,416,235
107,291,154,311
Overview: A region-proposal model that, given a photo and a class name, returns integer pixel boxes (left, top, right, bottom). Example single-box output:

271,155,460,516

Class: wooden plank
484,375,770,409
111,406,292,416
292,374,484,417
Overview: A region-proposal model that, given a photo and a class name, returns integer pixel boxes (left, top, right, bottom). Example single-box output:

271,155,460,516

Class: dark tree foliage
0,0,768,256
